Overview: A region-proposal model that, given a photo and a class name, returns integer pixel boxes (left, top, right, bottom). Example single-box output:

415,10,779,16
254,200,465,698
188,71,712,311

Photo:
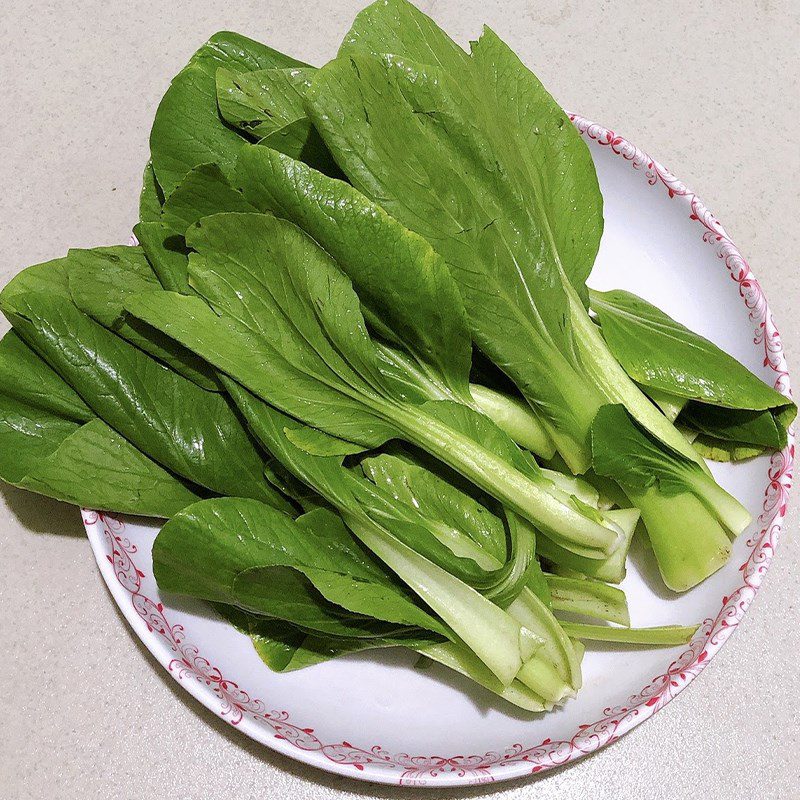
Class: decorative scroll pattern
84,117,793,786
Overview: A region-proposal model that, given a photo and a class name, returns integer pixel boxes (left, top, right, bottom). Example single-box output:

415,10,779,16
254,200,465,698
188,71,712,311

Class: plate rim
82,115,794,788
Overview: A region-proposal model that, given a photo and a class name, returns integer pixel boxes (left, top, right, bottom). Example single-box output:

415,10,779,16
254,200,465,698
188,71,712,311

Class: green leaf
0,394,202,516
226,387,499,584
136,163,260,296
360,452,507,563
65,246,221,390
283,425,368,457
20,418,204,516
225,387,578,697
128,284,622,558
160,163,259,236
308,16,606,466
247,617,432,671
339,0,602,297
680,403,786,449
153,497,446,637
149,31,307,196
590,288,794,418
215,66,344,177
592,404,749,532
230,384,583,695
234,145,473,404
67,246,159,325
126,210,623,556
250,620,325,671
139,161,164,223
338,0,467,69
133,221,191,294
296,565,448,631
309,3,745,570
593,404,721,497
187,211,400,445
1,290,285,508
0,394,80,483
0,255,72,302
692,435,764,462
216,67,315,139
129,213,400,448
225,382,368,510
232,566,415,638
257,120,343,177
591,405,741,591
0,330,92,422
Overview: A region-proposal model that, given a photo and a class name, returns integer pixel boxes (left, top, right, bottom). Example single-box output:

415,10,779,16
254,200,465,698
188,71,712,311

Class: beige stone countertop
1,1,798,798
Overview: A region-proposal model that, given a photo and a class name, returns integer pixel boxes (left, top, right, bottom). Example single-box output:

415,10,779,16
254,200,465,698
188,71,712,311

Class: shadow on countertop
1,482,86,537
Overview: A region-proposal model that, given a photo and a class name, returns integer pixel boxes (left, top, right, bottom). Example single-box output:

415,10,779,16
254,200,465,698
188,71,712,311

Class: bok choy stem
342,511,542,686
391,403,624,558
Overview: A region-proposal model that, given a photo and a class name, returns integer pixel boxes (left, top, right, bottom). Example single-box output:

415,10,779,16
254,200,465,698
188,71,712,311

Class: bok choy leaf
303,0,751,589
0,288,289,511
125,211,625,557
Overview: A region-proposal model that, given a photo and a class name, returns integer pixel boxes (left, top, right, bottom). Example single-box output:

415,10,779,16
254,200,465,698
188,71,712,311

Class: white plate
83,116,794,788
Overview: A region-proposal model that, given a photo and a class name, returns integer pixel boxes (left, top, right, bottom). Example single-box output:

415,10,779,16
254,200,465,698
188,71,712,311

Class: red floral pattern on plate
83,117,793,787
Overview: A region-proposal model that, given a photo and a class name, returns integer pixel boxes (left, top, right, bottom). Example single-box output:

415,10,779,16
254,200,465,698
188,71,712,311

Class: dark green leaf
338,0,467,71
0,394,79,483
307,47,602,461
257,119,343,178
691,435,764,462
0,394,202,516
215,66,344,177
247,618,431,672
0,330,92,422
590,288,795,419
65,246,221,390
226,386,490,580
126,213,622,556
1,291,284,507
283,425,368,456
591,403,708,496
232,565,414,638
127,212,400,448
680,403,786,449
339,0,602,298
360,451,507,562
590,405,745,591
153,497,445,636
0,255,72,302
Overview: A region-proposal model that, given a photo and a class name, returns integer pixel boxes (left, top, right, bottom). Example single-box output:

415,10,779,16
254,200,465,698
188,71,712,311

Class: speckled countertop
1,1,798,798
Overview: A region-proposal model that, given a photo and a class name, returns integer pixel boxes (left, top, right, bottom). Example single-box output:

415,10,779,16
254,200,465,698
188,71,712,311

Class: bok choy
1,0,786,714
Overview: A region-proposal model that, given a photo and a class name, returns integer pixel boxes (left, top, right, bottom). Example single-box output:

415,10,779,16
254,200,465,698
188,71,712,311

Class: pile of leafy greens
1,0,792,713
